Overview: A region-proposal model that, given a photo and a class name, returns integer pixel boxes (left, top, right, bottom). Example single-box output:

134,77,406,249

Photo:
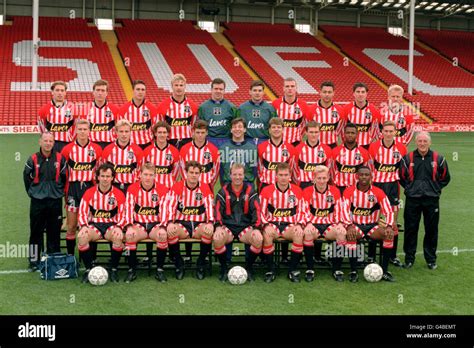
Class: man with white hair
399,131,450,270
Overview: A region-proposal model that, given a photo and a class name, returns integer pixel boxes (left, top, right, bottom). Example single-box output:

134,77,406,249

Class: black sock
349,256,358,272
217,252,227,271
156,248,167,269
197,242,212,267
289,251,302,273
81,249,93,270
314,242,322,260
246,250,259,269
146,243,153,260
281,243,289,260
304,246,315,270
368,240,377,259
110,249,122,269
391,235,399,259
66,239,76,255
127,250,137,270
90,242,97,261
169,243,183,268
265,252,275,272
332,257,343,273
185,242,192,258
382,247,391,273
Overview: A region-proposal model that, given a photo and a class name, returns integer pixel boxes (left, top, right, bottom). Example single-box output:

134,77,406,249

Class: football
363,263,383,282
227,266,248,285
88,266,109,286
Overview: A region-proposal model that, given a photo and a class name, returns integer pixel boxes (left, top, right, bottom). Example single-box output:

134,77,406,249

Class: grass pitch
0,133,473,315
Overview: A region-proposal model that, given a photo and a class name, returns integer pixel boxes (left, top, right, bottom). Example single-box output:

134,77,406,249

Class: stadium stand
115,19,252,105
0,17,125,125
320,25,474,124
416,29,474,73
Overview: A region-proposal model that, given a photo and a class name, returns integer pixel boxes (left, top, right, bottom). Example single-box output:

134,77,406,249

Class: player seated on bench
165,160,215,280
77,163,126,283
343,166,396,282
214,163,263,282
260,162,306,283
302,165,351,282
123,163,169,283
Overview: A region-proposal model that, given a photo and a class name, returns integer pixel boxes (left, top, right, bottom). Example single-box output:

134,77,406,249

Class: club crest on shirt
65,110,72,118
326,195,334,204
213,107,222,116
368,194,375,202
288,195,296,205
331,110,339,118
195,192,203,201
184,105,191,113
108,197,116,205
252,109,261,118
143,110,150,118
151,194,158,202
203,151,211,160
398,116,405,124
127,151,135,160
294,106,301,115
165,153,173,161
282,149,289,157
105,110,112,118
88,149,96,157
318,150,326,158
354,152,361,161
365,111,372,120
393,151,401,159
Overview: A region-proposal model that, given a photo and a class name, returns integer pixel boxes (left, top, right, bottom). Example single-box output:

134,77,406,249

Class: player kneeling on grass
302,165,352,282
122,163,169,283
260,162,305,283
214,163,263,282
343,166,395,282
166,161,215,280
77,163,126,283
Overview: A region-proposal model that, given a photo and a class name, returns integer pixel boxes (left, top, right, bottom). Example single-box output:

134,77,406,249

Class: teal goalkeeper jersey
237,100,277,140
198,99,237,138
219,138,258,184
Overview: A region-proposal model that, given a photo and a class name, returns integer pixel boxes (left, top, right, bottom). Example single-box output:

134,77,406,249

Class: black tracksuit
23,149,68,265
399,149,450,264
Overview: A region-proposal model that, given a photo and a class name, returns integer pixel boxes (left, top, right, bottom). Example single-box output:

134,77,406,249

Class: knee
251,230,263,245
125,228,137,241
293,226,304,239
213,228,225,243
336,226,346,239
77,229,89,243
156,229,167,242
111,229,124,243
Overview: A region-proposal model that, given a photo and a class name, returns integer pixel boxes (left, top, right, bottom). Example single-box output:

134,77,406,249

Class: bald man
399,132,450,270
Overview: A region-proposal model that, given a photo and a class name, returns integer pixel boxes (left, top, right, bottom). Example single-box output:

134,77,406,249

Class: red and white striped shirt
101,141,143,185
118,100,158,146
82,101,119,144
293,141,333,184
302,185,351,225
258,140,296,185
38,100,77,142
308,101,344,146
331,144,370,188
343,184,394,226
78,185,126,227
260,184,305,224
272,97,308,144
179,141,220,187
142,142,180,189
61,140,102,182
157,97,198,141
124,181,169,225
368,140,407,183
379,106,415,145
165,181,214,223
341,102,381,147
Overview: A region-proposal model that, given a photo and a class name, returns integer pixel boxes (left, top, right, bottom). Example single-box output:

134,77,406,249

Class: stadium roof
240,0,474,17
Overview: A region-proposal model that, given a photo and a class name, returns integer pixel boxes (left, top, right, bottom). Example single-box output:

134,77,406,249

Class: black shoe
264,271,276,283
427,263,438,270
155,269,167,283
175,267,185,280
81,270,90,284
382,271,396,282
28,263,39,272
124,269,137,283
219,268,228,282
332,270,344,282
288,270,301,283
196,267,205,280
367,257,375,264
304,270,315,282
246,268,255,282
349,271,359,283
390,257,403,268
403,261,414,269
109,269,120,283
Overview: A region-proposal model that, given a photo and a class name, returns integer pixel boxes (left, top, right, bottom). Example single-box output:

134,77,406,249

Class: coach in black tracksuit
23,132,67,271
399,131,450,270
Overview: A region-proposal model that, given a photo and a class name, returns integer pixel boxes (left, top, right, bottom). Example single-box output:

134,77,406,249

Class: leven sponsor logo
18,322,56,341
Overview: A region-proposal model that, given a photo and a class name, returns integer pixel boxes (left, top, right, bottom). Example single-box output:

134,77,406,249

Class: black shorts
113,182,131,195
310,223,332,237
300,182,313,190
336,186,346,196
373,182,400,207
90,222,117,238
221,225,253,239
354,223,379,238
169,138,192,150
266,222,291,236
134,221,161,234
66,181,93,212
53,140,69,153
175,220,206,238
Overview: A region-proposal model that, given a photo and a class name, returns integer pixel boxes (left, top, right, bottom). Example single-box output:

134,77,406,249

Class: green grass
1,133,473,315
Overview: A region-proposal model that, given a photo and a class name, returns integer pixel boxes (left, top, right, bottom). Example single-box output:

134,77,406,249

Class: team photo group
23,73,450,285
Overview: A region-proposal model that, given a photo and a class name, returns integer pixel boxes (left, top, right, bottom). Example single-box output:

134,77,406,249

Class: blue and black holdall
39,252,78,280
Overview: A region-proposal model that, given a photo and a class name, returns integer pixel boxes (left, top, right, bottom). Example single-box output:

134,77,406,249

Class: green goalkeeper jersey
198,99,237,138
237,100,277,140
